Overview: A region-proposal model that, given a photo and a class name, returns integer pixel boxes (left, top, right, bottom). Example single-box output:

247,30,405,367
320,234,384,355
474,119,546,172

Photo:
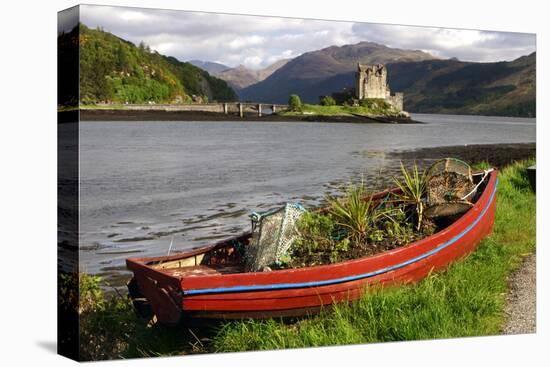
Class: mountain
188,60,231,75
77,24,237,104
187,59,289,93
215,59,290,92
217,65,260,90
240,41,535,117
240,41,437,103
256,59,290,81
386,53,536,116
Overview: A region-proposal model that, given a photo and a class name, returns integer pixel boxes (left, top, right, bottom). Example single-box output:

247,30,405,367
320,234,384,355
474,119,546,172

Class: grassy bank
74,159,535,360
278,102,403,118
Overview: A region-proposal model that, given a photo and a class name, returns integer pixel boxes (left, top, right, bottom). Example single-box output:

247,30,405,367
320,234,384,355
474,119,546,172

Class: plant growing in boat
285,211,345,267
327,179,382,243
283,179,428,268
369,207,419,246
391,161,429,231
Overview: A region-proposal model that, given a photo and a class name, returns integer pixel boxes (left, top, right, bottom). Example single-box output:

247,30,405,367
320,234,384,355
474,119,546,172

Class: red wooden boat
126,170,498,325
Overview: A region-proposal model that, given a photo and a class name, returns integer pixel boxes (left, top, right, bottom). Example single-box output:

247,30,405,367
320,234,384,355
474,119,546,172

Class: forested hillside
77,24,237,104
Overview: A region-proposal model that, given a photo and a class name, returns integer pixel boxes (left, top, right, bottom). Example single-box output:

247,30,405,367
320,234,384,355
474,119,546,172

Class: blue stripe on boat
183,177,498,296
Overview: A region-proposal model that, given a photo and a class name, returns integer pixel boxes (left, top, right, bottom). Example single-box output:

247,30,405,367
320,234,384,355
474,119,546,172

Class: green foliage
79,273,106,313
472,161,492,171
319,95,336,106
369,207,419,245
288,211,348,267
213,160,536,352
354,98,399,115
288,94,302,112
164,56,237,102
279,102,399,117
359,98,392,110
58,272,105,314
287,179,421,268
78,24,237,105
328,180,378,243
392,162,429,231
77,273,210,360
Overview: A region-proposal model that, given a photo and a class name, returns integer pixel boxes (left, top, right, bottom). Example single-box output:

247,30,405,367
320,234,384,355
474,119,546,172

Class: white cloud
351,23,535,62
228,35,265,50
154,42,176,54
80,4,535,69
243,56,263,68
118,9,150,22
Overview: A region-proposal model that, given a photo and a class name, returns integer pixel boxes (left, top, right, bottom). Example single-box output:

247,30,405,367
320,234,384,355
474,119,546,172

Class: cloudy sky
81,4,536,70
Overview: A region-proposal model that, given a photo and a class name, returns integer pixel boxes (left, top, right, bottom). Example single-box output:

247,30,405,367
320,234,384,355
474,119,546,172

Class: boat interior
147,234,250,278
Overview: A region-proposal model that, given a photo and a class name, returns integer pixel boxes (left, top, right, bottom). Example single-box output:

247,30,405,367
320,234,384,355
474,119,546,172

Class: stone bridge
119,102,289,117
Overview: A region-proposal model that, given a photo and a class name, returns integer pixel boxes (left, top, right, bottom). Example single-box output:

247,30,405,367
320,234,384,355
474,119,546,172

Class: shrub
288,211,343,266
328,181,379,244
319,95,336,106
288,94,302,112
359,98,391,110
391,162,429,231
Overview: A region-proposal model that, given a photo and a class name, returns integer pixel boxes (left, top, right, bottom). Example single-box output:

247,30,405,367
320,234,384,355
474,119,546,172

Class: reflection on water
79,113,535,285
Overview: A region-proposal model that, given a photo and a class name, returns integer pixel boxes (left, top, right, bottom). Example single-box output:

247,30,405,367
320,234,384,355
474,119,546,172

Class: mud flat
390,142,536,168
78,109,420,123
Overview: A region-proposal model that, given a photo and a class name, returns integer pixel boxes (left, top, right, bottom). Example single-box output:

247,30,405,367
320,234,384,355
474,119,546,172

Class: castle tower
355,63,403,111
356,64,390,99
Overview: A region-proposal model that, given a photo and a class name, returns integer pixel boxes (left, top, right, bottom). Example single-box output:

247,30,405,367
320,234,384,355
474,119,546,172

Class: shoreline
76,109,420,124
389,142,536,168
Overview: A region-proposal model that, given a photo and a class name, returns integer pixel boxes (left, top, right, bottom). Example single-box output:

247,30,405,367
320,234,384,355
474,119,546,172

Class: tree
320,95,336,106
116,45,129,71
288,94,302,112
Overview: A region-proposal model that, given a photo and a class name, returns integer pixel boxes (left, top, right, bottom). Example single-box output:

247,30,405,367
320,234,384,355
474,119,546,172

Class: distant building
355,64,403,111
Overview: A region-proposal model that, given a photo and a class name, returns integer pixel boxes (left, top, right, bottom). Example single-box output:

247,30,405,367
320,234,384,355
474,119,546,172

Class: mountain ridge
240,41,437,103
239,42,535,117
186,59,291,94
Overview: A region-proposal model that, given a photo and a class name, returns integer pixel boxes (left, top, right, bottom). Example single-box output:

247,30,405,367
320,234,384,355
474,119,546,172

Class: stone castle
355,64,403,111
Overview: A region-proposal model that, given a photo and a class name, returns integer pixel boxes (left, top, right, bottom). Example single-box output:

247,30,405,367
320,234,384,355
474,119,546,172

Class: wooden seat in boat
160,264,244,278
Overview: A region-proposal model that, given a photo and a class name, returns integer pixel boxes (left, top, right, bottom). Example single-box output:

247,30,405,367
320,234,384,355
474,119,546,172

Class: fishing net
245,203,305,272
425,158,476,218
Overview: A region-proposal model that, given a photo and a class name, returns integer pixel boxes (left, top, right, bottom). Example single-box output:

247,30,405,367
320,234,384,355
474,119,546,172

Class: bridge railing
96,102,288,117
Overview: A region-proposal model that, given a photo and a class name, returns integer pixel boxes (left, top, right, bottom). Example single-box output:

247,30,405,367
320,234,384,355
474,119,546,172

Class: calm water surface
78,114,535,283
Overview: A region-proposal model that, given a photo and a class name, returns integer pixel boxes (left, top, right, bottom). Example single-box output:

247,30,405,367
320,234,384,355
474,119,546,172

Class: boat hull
126,171,497,323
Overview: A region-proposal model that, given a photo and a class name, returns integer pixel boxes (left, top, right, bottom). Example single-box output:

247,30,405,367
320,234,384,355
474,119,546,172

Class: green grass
279,103,400,117
66,272,211,360
74,159,535,360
